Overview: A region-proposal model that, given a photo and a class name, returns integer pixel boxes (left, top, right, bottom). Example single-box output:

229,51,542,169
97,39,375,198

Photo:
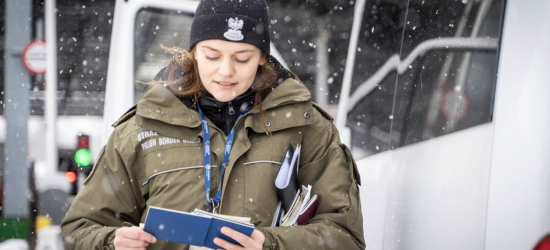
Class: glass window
133,8,194,104
266,1,354,107
347,0,505,159
346,0,409,158
29,1,114,116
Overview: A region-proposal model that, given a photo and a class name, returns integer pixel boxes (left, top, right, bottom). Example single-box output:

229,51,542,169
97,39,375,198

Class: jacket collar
198,88,255,111
198,88,256,135
135,85,202,142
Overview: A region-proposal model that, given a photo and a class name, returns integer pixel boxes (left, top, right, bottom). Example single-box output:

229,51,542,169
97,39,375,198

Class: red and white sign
22,40,47,75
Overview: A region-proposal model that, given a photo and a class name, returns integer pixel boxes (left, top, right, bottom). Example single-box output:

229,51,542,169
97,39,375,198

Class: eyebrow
201,45,255,54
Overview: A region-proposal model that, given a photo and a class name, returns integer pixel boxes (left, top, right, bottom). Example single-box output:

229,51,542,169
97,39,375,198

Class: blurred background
1,0,549,249
0,0,357,248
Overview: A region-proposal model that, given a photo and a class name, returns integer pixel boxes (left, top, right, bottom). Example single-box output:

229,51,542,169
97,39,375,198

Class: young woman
61,1,365,249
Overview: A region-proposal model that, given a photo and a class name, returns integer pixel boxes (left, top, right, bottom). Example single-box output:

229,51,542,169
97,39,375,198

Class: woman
61,0,365,249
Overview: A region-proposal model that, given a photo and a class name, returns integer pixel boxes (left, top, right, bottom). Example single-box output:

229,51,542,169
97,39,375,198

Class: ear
259,54,267,66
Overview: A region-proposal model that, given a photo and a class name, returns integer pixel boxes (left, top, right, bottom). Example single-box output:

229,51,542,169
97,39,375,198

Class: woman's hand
213,227,265,250
113,226,157,250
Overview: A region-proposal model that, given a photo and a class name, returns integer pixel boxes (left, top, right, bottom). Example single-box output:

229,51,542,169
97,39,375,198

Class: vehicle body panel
340,0,550,249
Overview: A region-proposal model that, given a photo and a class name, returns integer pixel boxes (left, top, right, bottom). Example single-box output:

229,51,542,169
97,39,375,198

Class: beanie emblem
224,17,244,41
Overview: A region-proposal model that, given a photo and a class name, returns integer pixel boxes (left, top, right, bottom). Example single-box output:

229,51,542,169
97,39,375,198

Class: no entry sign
22,40,47,75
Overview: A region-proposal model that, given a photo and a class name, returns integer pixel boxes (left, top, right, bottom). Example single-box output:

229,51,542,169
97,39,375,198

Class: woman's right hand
113,226,157,250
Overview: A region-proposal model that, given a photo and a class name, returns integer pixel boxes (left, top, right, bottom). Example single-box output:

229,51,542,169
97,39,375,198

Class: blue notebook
143,206,255,249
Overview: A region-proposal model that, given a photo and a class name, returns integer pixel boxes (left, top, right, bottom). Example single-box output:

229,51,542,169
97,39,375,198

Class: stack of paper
279,184,318,226
272,144,319,227
275,144,301,212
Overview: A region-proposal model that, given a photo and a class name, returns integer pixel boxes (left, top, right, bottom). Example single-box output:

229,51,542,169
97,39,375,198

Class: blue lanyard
197,104,250,212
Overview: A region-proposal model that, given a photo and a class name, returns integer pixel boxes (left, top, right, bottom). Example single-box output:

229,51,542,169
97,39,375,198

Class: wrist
256,227,277,250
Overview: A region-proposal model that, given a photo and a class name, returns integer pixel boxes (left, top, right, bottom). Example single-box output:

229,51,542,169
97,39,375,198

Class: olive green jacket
61,78,365,250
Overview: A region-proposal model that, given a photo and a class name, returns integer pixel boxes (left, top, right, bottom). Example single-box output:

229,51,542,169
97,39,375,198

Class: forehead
197,39,259,53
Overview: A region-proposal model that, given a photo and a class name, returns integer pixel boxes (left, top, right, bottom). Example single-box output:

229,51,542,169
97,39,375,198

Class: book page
190,246,214,250
193,209,251,224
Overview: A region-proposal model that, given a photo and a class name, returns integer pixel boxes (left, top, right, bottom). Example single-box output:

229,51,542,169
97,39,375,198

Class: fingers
114,236,149,248
250,230,265,243
213,237,239,250
127,226,157,243
214,227,264,250
114,226,157,249
224,227,254,247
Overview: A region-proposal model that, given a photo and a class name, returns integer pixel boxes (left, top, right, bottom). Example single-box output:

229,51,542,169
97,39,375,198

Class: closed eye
235,58,250,64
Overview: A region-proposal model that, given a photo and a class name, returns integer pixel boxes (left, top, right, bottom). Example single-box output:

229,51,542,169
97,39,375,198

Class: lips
215,81,236,86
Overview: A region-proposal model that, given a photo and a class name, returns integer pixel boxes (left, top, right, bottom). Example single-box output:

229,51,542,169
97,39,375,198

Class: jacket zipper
227,101,235,115
225,101,235,133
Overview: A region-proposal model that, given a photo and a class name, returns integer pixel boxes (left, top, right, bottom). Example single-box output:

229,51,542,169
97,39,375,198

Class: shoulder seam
302,121,332,161
113,105,137,127
114,116,141,139
312,102,334,122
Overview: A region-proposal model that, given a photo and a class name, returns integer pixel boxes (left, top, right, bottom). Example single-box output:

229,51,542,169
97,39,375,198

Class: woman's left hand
213,227,265,250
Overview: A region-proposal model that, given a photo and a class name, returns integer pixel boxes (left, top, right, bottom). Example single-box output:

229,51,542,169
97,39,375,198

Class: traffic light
74,134,92,167
65,170,78,195
64,133,93,195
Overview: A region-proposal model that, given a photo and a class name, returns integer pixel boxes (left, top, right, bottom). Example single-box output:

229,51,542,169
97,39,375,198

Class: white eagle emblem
224,17,244,41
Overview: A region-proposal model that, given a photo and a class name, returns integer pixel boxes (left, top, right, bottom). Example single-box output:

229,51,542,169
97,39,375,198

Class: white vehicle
98,0,550,249
336,0,550,249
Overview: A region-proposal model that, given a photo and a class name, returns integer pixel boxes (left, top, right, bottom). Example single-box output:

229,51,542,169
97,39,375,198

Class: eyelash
236,59,250,64
205,56,250,64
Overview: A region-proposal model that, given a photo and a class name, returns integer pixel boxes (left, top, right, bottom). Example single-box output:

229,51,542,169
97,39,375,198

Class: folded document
143,206,254,249
278,184,318,226
275,144,301,212
272,143,319,226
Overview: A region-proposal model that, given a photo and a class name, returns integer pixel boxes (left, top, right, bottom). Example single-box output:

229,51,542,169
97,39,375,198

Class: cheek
240,66,259,84
197,60,214,80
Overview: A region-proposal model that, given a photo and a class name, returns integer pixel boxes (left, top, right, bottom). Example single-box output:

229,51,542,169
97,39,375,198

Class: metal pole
336,0,366,145
315,29,330,109
3,0,32,218
45,0,58,176
36,18,45,85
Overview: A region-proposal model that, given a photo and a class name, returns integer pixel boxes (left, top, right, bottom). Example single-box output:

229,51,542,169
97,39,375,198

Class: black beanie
190,0,270,56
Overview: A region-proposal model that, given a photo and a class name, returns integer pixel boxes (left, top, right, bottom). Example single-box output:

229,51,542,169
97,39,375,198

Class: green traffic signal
74,148,92,167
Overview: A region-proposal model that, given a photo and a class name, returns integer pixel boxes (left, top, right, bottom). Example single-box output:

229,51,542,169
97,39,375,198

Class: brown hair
146,45,277,128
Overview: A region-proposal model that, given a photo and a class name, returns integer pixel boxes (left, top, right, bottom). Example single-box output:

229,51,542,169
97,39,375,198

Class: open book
272,144,319,226
143,206,254,249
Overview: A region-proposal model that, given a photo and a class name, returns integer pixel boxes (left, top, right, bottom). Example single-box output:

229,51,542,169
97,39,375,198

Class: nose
218,58,235,77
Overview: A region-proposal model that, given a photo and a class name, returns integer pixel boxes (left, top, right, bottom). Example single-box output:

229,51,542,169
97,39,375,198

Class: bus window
348,71,398,158
346,0,505,158
391,0,504,148
133,8,194,104
346,0,409,158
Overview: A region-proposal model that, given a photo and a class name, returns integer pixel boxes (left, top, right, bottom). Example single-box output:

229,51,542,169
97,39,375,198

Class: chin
213,94,236,103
